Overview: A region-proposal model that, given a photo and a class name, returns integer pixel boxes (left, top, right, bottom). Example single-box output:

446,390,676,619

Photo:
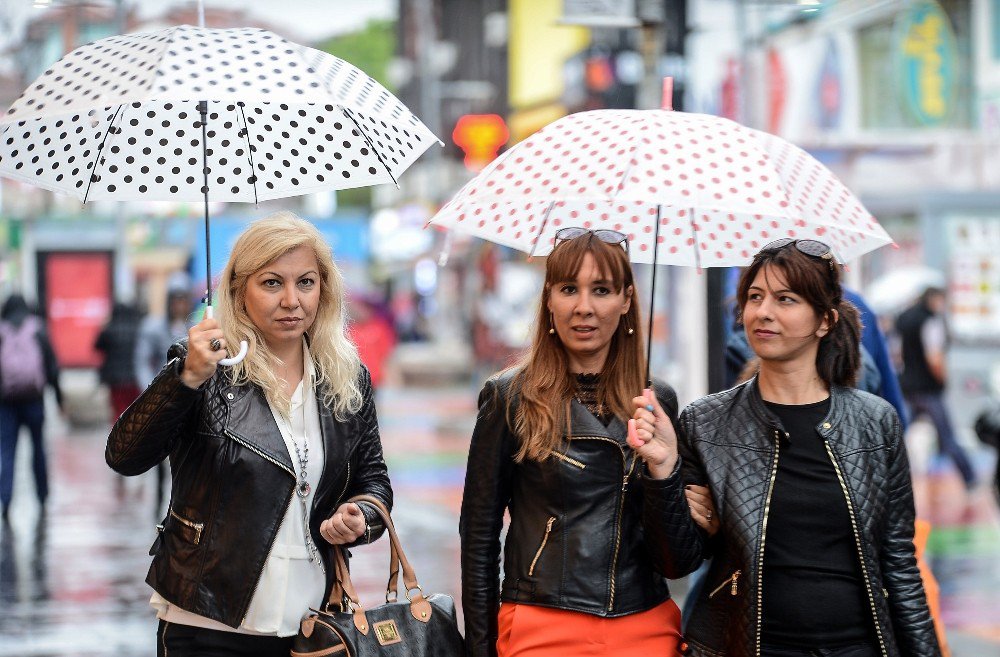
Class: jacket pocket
167,508,205,545
551,452,586,469
707,569,742,599
528,516,557,576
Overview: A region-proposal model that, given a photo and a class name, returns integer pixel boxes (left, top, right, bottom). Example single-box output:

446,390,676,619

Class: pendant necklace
285,387,320,565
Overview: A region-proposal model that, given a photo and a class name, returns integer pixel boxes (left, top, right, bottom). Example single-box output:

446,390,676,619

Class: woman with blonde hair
460,227,706,657
107,212,392,657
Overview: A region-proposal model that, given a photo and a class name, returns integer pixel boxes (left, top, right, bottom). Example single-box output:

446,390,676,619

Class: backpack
0,316,47,400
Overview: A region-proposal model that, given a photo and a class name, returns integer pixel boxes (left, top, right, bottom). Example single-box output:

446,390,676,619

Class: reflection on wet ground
1,384,998,655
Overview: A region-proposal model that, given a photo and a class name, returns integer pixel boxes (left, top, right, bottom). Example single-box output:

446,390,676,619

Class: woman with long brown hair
459,228,705,657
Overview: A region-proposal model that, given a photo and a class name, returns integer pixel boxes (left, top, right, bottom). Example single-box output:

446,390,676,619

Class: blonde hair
510,233,644,462
217,212,363,419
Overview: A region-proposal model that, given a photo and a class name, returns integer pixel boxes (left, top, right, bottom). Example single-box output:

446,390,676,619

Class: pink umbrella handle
203,305,249,366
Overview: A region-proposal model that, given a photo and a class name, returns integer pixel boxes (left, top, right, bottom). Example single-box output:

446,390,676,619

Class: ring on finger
209,337,223,351
706,512,713,521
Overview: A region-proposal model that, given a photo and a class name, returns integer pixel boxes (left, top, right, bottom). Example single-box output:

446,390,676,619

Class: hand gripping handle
203,306,248,366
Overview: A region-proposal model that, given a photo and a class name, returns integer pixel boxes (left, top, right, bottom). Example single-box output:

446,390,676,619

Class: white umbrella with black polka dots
0,25,439,202
0,25,439,364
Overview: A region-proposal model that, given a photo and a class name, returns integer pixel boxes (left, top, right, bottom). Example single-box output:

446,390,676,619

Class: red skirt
496,598,683,656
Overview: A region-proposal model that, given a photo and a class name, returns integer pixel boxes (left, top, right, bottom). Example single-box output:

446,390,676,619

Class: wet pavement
1,381,999,656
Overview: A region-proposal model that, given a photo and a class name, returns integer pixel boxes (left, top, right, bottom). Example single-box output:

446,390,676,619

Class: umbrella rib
340,106,399,189
528,201,556,259
236,103,260,205
82,104,124,204
688,208,702,271
645,204,662,386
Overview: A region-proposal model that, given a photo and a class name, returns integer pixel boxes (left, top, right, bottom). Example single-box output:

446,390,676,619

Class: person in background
649,239,940,657
134,286,193,512
896,287,977,489
95,302,142,421
106,213,392,657
0,295,63,522
346,294,396,389
460,228,706,657
844,289,908,428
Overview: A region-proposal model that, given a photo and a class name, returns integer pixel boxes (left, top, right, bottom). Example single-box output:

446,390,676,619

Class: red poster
43,252,112,367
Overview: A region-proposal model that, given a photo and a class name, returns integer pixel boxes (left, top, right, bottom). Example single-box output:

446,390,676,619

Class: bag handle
325,495,434,634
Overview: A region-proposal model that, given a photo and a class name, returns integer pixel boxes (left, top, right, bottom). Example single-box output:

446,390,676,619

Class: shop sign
894,0,959,126
559,0,640,27
816,37,842,129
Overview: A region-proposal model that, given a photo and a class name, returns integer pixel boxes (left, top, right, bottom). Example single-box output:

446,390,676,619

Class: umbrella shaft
199,101,211,303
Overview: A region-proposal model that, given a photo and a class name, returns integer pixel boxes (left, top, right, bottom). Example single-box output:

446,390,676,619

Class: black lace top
574,372,611,425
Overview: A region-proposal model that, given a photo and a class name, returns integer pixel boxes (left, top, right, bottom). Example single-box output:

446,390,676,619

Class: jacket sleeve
460,378,515,657
105,345,201,476
640,384,708,579
343,366,393,548
879,411,942,657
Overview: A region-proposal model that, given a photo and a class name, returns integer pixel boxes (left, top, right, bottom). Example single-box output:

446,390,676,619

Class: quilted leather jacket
105,342,392,628
678,378,941,657
460,370,704,657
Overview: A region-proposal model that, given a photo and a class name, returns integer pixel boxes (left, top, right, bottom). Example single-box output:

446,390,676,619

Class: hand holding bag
291,495,465,657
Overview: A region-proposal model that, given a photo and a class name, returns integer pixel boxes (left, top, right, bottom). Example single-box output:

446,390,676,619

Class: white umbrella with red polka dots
0,25,439,365
429,109,891,268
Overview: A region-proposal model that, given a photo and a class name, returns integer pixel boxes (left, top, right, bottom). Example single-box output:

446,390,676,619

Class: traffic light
452,114,509,172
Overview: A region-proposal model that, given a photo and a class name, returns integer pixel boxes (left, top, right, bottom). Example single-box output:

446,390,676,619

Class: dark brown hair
736,246,861,387
509,232,644,462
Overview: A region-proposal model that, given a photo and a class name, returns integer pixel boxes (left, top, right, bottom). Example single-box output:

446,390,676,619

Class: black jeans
761,643,880,657
157,620,295,657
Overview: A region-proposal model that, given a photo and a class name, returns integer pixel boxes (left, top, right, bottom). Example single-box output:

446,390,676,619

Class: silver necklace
284,387,320,565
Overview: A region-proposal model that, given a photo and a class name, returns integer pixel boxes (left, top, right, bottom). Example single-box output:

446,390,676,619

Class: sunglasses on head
755,238,836,268
553,227,629,253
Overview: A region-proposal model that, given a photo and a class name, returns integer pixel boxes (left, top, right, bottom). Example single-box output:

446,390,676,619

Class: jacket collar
567,397,627,442
743,375,847,443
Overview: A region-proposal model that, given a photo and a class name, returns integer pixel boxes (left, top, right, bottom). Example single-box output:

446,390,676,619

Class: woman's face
547,252,631,373
743,264,830,368
244,245,322,352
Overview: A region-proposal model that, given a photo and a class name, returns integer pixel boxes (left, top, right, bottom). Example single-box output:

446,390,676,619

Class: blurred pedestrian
460,228,706,657
896,287,977,489
95,302,142,421
346,294,396,388
0,295,63,522
106,213,393,656
135,286,193,387
663,239,940,657
134,285,193,513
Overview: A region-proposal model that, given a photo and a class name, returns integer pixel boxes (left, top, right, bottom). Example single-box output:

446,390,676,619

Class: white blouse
151,341,327,637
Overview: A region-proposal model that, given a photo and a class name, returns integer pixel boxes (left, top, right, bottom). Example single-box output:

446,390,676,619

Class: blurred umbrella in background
0,24,440,364
866,266,946,316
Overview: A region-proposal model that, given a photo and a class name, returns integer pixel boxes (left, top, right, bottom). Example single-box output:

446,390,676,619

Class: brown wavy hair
735,245,861,388
508,233,644,462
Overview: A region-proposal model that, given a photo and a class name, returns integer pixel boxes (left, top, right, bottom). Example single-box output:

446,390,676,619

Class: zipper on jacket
708,569,742,599
824,442,889,657
168,509,205,545
552,452,586,469
224,430,295,477
528,516,557,576
573,435,634,612
754,430,782,657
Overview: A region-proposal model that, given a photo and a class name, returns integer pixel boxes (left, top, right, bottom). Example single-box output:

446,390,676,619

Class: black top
896,301,944,394
760,398,874,648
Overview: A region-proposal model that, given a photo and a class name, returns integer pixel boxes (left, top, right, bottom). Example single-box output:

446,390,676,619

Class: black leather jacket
679,379,941,657
106,342,392,628
460,371,703,657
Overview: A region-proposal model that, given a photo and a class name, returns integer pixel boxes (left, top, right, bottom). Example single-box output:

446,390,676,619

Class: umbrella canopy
429,109,891,267
865,266,945,316
0,25,439,202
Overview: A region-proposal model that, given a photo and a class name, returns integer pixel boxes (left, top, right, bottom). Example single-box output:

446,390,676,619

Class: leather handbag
291,494,465,657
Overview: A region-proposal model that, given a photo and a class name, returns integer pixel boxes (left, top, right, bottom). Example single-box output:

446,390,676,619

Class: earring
623,318,634,335
548,313,555,335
